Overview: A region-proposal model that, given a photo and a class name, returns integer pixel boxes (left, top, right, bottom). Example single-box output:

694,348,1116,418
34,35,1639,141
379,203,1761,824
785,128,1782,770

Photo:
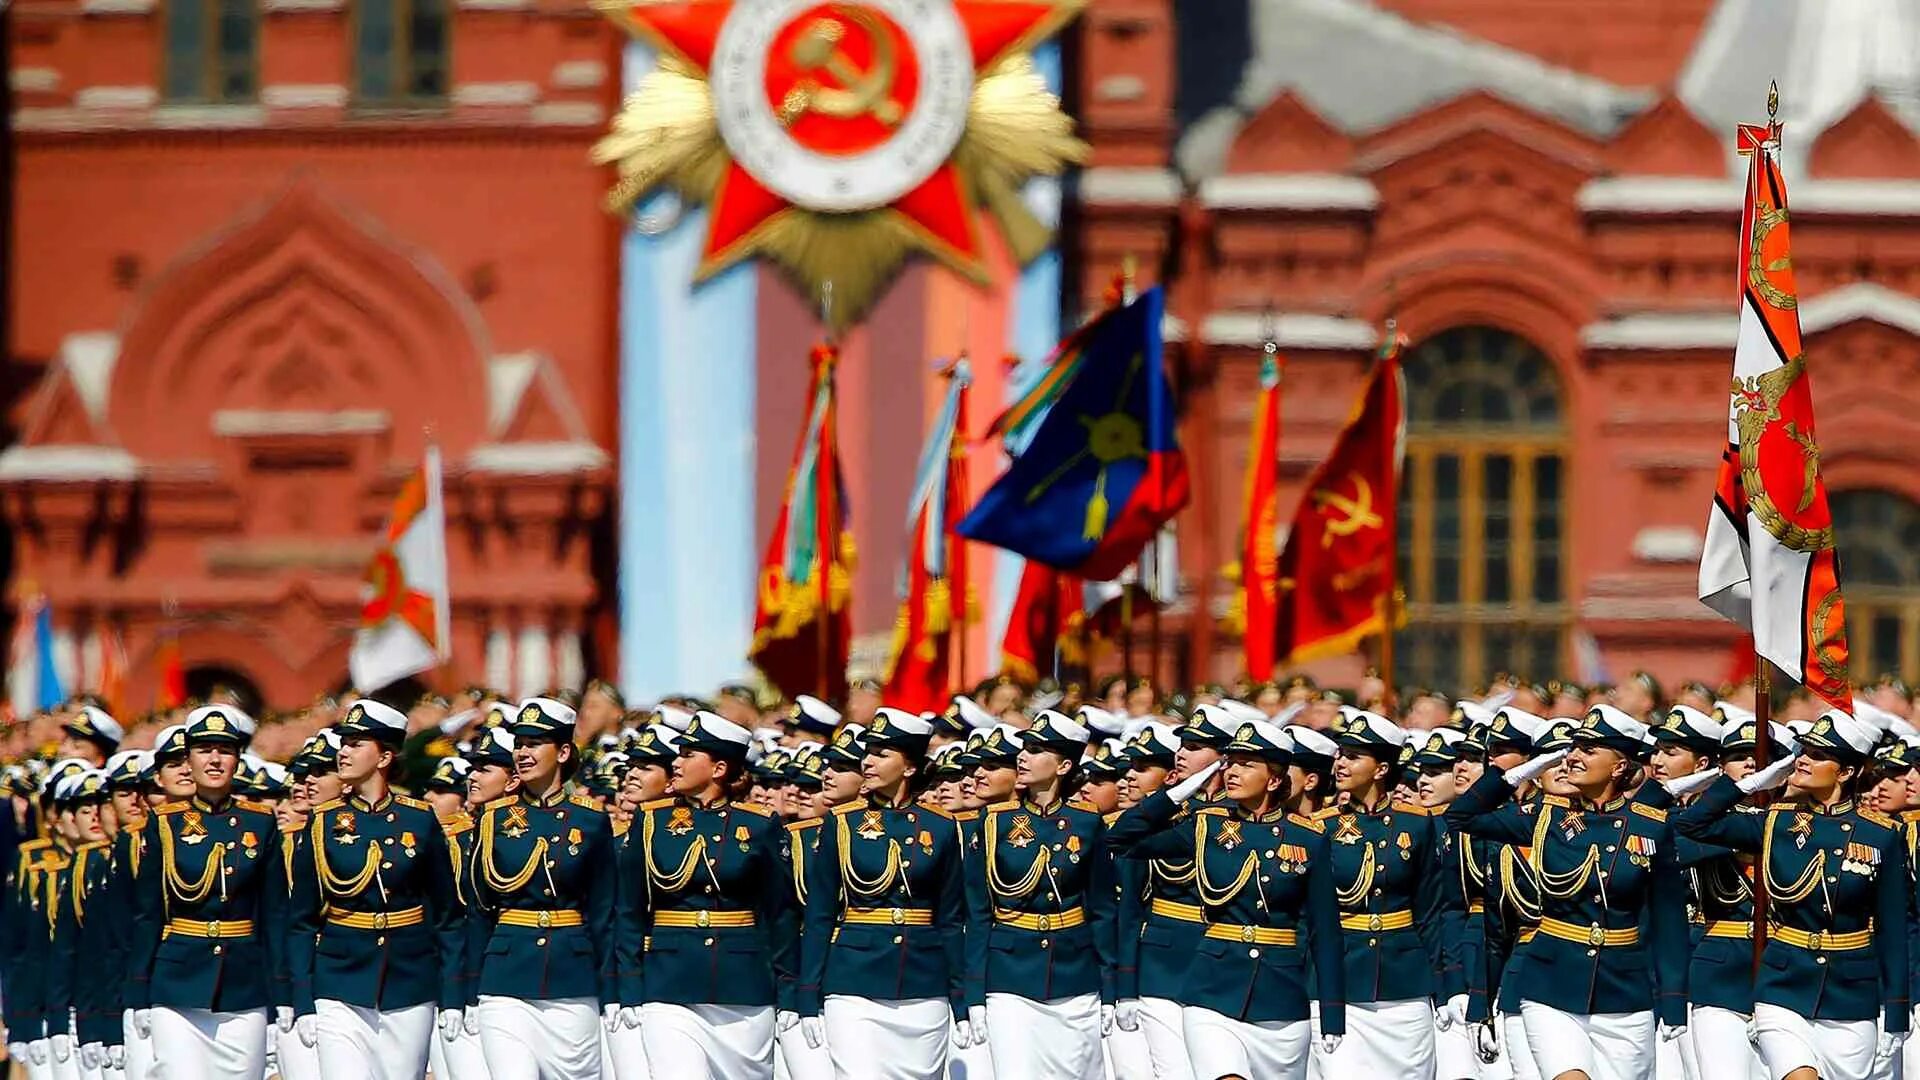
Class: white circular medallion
709,0,975,213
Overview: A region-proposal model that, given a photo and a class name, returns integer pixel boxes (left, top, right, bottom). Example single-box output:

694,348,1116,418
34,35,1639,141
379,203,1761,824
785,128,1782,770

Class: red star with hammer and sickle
611,1,1077,279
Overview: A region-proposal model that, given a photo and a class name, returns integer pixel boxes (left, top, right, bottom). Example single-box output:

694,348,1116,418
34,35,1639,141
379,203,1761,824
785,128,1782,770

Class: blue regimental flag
958,287,1188,581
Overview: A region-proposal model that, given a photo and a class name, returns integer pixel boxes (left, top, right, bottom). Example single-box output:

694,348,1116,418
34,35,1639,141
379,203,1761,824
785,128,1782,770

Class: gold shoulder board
1630,803,1668,823
1290,813,1325,833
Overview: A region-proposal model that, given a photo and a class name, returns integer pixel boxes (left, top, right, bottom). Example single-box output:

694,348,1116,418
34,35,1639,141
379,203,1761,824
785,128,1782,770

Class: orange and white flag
351,446,450,692
1698,118,1850,709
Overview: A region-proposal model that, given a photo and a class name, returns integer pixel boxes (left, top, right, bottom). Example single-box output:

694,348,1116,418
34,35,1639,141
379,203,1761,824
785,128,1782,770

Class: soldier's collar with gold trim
526,787,569,809
1581,794,1629,814
348,791,394,814
1020,796,1065,817
1813,798,1856,817
190,794,234,814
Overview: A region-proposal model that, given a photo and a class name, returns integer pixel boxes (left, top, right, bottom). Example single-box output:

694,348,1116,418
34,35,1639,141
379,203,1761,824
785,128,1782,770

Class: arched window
1394,327,1568,689
355,0,450,104
163,0,257,103
1832,489,1920,683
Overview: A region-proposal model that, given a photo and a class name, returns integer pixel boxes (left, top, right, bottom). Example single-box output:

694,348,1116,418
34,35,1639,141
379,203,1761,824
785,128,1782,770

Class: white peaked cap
871,707,935,737
1216,699,1267,725
653,703,695,732
74,705,125,744
1337,705,1408,747
1271,701,1308,726
1713,701,1757,727
1078,704,1126,736
1454,700,1496,727
950,696,997,730
1496,706,1549,740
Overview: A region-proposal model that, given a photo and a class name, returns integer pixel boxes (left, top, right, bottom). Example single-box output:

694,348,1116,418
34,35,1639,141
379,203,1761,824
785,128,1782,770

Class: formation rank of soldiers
7,684,1920,1080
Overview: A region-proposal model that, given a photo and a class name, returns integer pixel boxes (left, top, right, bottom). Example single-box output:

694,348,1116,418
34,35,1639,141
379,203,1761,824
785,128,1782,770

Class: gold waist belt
1149,898,1203,923
164,918,255,939
498,909,585,929
1204,923,1297,946
842,907,933,926
1538,917,1640,947
1517,927,1537,944
1773,925,1870,952
994,907,1085,931
1703,920,1753,940
1339,910,1413,932
325,906,425,930
1467,901,1485,915
654,909,755,929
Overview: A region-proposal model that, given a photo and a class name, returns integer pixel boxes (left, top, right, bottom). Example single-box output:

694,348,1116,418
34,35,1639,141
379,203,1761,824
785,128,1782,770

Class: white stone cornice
466,443,609,474
1585,284,1920,350
551,60,607,90
75,86,158,110
211,410,390,436
0,447,138,482
453,82,541,107
1200,173,1379,211
1079,166,1182,208
261,84,349,109
530,102,603,126
1204,311,1379,351
10,68,60,93
1581,176,1920,216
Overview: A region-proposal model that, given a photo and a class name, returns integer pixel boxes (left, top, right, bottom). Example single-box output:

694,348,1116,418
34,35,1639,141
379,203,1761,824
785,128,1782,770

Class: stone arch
108,178,493,464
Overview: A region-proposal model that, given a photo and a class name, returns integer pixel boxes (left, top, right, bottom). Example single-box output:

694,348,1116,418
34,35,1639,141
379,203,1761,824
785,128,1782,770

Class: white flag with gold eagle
1698,115,1850,709
350,446,450,692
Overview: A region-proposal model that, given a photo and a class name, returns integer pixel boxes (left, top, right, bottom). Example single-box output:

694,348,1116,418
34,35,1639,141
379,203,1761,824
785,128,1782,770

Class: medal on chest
1065,834,1081,863
501,805,530,839
734,825,751,852
666,806,693,837
918,830,934,855
1334,815,1362,845
1007,814,1037,849
1560,812,1586,841
1278,843,1308,873
179,811,208,845
1843,841,1881,875
1396,832,1413,861
334,812,360,845
1790,812,1813,850
241,831,259,859
857,810,885,842
1216,819,1244,851
401,831,418,858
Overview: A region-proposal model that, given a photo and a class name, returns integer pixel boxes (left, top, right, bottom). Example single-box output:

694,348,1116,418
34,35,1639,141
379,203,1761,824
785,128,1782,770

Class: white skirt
607,1020,653,1080
1104,1022,1153,1080
431,1022,497,1080
146,1007,267,1080
1139,997,1195,1080
949,1025,996,1080
1751,1002,1877,1080
1436,1014,1479,1080
775,1018,832,1080
1518,1002,1654,1080
1183,1004,1310,1080
1689,1005,1765,1080
273,1020,322,1080
639,1002,774,1080
1313,998,1436,1080
1502,1012,1539,1080
477,995,602,1080
314,998,433,1080
825,995,951,1079
120,1011,156,1080
985,992,1103,1080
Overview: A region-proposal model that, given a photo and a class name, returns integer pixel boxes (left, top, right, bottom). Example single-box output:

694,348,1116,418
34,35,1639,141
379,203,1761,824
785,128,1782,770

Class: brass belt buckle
1587,925,1606,947
1367,914,1383,932
537,911,554,929
373,912,390,931
695,910,712,929
206,920,223,939
1240,926,1257,944
1809,930,1825,951
890,908,906,926
1037,913,1054,932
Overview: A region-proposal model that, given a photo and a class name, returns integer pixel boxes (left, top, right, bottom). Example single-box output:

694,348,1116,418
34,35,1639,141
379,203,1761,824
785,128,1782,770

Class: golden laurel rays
592,54,1087,329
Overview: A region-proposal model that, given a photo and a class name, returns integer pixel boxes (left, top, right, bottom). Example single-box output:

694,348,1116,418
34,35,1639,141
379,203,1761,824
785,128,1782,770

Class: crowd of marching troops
6,672,1920,1080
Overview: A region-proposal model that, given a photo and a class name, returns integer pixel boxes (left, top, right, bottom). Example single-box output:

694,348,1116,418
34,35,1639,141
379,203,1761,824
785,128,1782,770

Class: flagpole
953,352,971,695
1120,254,1140,682
1747,80,1782,980
817,281,836,703
1377,318,1401,710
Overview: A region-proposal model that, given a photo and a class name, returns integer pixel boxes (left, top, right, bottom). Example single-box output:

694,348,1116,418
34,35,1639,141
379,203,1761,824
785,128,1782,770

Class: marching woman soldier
777,747,831,1080
967,710,1117,1080
1449,705,1690,1080
1314,707,1454,1080
1108,720,1347,1080
468,697,619,1080
93,750,150,1080
118,727,190,1080
1476,713,1562,1080
613,710,791,1080
286,699,466,1080
125,705,284,1080
1675,706,1911,1080
608,726,677,1080
48,770,116,1080
796,708,971,1079
274,729,340,1080
419,755,493,1080
1120,701,1247,1080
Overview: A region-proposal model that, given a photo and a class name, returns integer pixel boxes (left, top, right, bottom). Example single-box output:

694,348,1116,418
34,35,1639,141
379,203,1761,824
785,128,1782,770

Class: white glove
602,1003,619,1034
800,1015,825,1049
968,1004,990,1047
295,1014,317,1048
5,1045,23,1066
776,1010,800,1033
108,1044,126,1070
1318,1033,1342,1055
1166,759,1224,803
1660,1022,1687,1043
131,1011,152,1039
1738,751,1799,795
81,1042,103,1069
1504,749,1567,787
619,1006,643,1030
51,1034,71,1062
1474,1020,1500,1062
276,1006,296,1033
953,1015,973,1048
1875,1031,1907,1071
461,1006,480,1037
28,1040,47,1065
1662,767,1722,799
1101,1003,1115,1035
438,1009,462,1042
1436,994,1468,1031
1115,998,1141,1032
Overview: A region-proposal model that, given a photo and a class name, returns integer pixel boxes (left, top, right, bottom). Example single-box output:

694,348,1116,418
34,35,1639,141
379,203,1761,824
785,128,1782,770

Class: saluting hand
1165,760,1224,804
1737,752,1799,795
1503,749,1567,788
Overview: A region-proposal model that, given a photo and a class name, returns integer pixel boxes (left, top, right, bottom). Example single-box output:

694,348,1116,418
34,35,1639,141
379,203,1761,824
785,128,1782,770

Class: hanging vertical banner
884,360,972,711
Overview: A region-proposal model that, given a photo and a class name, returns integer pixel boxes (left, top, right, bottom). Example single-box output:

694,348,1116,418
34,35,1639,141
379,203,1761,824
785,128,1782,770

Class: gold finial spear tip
1767,80,1780,120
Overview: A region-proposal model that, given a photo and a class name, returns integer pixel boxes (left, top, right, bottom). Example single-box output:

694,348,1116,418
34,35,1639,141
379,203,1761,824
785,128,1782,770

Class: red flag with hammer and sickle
1271,340,1405,666
1699,118,1851,709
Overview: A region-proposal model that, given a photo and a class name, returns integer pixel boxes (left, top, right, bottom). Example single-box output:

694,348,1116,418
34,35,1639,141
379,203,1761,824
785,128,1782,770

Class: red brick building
4,0,621,710
1072,0,1920,691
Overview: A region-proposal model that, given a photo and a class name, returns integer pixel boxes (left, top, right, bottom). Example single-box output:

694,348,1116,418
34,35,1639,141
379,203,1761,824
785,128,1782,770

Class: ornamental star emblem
594,0,1086,329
